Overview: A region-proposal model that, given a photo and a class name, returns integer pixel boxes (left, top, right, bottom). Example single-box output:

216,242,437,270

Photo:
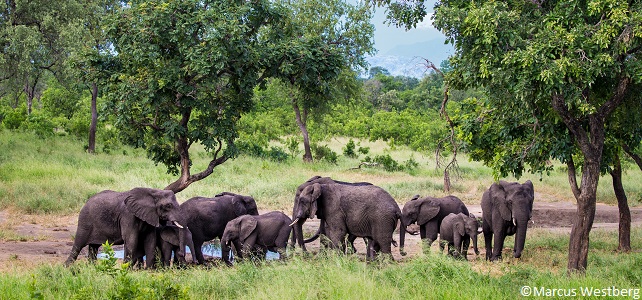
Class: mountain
366,37,453,78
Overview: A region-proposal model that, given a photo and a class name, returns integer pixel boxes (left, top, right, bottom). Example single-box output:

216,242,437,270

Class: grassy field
0,130,641,299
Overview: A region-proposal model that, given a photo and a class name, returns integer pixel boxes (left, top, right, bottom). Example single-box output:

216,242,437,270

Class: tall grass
1,228,640,299
0,130,640,214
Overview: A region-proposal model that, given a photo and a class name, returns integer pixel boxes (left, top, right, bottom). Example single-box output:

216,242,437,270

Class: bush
343,139,357,158
236,140,290,162
311,143,338,164
2,105,27,129
21,111,55,138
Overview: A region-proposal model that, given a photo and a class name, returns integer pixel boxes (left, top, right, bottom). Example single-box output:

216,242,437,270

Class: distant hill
366,37,453,78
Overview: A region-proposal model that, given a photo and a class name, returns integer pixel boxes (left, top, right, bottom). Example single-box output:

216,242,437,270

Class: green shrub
311,143,338,164
343,139,357,158
21,111,55,138
2,104,27,129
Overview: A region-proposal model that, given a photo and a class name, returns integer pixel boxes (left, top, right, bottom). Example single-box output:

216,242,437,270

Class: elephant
65,187,183,268
439,213,481,259
290,176,373,253
399,195,470,256
180,192,259,264
290,176,401,260
221,211,292,265
156,223,197,267
481,180,534,261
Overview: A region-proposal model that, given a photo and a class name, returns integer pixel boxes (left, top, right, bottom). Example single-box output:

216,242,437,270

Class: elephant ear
232,195,248,216
161,227,179,246
307,183,322,218
240,216,258,242
455,218,465,237
490,183,512,222
417,200,440,225
124,188,160,227
524,180,535,218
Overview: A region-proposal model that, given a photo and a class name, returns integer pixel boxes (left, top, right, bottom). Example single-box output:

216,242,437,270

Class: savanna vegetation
0,0,641,297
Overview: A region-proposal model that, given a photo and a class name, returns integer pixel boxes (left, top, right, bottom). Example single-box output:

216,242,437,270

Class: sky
369,3,453,63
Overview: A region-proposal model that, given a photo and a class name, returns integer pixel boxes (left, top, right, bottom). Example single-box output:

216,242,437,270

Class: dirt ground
0,200,641,271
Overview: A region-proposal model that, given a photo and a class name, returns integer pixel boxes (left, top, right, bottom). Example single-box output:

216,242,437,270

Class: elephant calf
221,211,292,265
439,213,481,260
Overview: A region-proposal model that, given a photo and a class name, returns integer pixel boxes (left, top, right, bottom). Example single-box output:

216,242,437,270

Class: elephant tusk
512,218,517,226
289,218,299,227
173,221,184,229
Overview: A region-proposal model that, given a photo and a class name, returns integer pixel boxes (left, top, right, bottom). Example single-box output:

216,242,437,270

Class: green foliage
367,154,419,173
343,139,357,158
40,82,82,120
2,104,28,130
236,140,290,162
311,143,338,164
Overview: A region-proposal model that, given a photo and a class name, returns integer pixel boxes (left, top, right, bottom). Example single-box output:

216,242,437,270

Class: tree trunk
566,157,600,273
24,80,34,115
87,82,98,154
164,109,227,193
291,94,313,163
610,153,631,252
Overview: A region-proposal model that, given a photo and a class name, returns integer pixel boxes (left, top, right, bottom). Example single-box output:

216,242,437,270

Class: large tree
104,0,288,192
0,0,83,113
376,0,642,273
273,0,375,162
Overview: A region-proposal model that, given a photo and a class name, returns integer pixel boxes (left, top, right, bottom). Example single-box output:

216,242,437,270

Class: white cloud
415,13,435,30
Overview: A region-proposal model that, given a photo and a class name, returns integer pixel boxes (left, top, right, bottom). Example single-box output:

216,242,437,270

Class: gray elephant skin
65,187,183,268
180,192,259,264
291,176,401,260
439,213,481,259
291,176,373,253
399,195,470,255
221,211,292,265
481,180,534,261
157,223,197,266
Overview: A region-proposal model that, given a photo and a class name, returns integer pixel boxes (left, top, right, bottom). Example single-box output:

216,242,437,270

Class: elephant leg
482,220,493,261
325,227,347,253
143,232,157,269
421,221,438,254
193,241,205,264
462,235,471,260
491,223,507,261
88,244,100,261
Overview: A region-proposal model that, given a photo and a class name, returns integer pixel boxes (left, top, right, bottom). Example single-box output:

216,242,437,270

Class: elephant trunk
513,219,528,258
221,239,233,266
399,222,407,256
294,218,307,251
472,233,479,255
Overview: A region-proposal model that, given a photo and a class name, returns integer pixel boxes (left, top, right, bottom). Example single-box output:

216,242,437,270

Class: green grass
1,130,640,213
0,229,640,299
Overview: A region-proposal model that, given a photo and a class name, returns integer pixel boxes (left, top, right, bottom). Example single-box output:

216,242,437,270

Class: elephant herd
64,176,535,268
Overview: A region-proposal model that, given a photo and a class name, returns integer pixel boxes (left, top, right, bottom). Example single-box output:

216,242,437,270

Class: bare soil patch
0,201,640,271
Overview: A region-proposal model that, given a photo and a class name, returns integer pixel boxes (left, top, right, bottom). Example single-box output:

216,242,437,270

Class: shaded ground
0,201,641,271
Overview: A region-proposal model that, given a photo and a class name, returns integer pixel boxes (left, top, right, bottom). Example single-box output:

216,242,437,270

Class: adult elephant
180,192,259,264
290,176,401,260
481,180,534,261
399,195,470,256
290,176,373,253
64,187,183,268
221,211,292,265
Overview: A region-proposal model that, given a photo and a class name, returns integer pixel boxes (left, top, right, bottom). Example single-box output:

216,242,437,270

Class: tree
273,0,375,162
0,0,83,114
66,0,121,153
376,0,642,272
104,0,288,193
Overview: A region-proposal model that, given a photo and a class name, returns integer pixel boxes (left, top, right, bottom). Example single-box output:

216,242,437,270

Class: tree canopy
376,0,642,273
103,0,290,192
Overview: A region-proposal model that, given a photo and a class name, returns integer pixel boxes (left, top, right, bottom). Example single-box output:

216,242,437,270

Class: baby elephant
221,211,292,265
439,213,481,260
